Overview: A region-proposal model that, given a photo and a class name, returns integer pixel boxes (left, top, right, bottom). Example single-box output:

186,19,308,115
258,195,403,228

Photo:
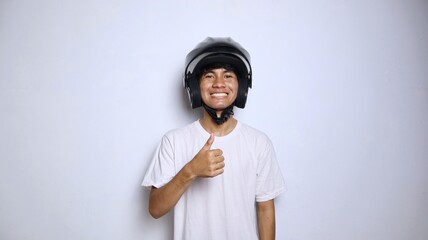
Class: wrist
182,163,197,182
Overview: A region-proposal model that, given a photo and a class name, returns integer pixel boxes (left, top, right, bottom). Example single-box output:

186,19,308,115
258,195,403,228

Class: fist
189,133,225,178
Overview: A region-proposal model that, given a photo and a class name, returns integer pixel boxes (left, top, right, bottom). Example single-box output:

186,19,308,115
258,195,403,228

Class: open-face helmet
183,37,252,109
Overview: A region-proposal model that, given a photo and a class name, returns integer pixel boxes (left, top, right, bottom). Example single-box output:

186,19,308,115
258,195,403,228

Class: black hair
197,63,242,81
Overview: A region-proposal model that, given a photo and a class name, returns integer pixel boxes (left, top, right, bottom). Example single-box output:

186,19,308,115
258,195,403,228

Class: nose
212,75,226,88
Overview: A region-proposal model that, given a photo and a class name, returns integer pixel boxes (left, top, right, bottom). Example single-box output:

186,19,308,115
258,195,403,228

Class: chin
208,104,229,110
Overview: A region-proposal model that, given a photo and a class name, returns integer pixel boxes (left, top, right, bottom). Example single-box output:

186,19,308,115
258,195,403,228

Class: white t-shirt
142,120,286,240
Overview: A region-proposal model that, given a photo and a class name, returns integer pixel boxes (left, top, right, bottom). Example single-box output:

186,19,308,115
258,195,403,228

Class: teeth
211,93,227,97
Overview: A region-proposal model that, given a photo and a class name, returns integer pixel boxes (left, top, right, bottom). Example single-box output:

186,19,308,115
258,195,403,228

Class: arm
257,199,276,240
149,164,195,219
149,133,224,219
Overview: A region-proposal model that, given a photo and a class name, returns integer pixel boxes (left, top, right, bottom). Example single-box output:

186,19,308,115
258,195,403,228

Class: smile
211,93,228,97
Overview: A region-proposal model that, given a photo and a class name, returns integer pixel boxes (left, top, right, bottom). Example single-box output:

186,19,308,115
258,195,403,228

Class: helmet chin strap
202,103,234,125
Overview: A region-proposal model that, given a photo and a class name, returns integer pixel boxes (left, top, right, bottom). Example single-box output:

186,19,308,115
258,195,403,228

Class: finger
216,161,225,169
203,133,215,150
216,155,225,162
211,149,223,157
212,168,224,177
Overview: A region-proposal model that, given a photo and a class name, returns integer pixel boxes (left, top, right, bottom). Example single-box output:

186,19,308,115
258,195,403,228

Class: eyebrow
203,69,235,74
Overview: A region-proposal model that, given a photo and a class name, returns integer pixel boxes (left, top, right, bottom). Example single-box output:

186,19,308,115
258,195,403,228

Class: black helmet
183,37,252,109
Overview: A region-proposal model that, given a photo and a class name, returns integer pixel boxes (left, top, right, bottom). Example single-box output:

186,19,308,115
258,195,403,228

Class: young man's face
199,68,239,110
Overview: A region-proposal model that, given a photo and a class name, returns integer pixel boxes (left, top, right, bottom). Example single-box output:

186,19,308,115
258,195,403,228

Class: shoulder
238,122,278,161
239,122,270,139
163,120,199,141
238,122,272,145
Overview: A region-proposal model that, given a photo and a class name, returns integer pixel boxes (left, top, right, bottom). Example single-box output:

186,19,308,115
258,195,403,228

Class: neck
200,111,237,137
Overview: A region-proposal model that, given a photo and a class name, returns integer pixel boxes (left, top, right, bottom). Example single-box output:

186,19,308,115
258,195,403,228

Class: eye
204,73,214,79
224,73,235,79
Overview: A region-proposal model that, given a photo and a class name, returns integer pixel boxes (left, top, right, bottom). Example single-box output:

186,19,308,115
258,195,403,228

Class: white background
1,0,427,239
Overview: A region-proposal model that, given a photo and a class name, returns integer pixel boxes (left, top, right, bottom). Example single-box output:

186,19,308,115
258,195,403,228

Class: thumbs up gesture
188,133,225,178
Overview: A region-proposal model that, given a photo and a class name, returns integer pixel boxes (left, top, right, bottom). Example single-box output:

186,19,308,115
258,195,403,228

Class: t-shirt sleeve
255,137,286,202
141,134,176,189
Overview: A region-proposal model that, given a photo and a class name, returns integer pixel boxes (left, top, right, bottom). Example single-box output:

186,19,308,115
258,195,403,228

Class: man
142,37,286,240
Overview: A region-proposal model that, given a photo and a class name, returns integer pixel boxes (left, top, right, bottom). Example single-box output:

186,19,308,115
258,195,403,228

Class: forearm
149,164,196,219
149,134,224,219
257,200,276,240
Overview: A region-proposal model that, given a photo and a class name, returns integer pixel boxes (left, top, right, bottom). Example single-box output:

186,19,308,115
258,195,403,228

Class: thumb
203,133,215,150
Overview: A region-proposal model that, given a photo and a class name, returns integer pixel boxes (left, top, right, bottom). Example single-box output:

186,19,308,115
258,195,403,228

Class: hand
188,133,225,178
